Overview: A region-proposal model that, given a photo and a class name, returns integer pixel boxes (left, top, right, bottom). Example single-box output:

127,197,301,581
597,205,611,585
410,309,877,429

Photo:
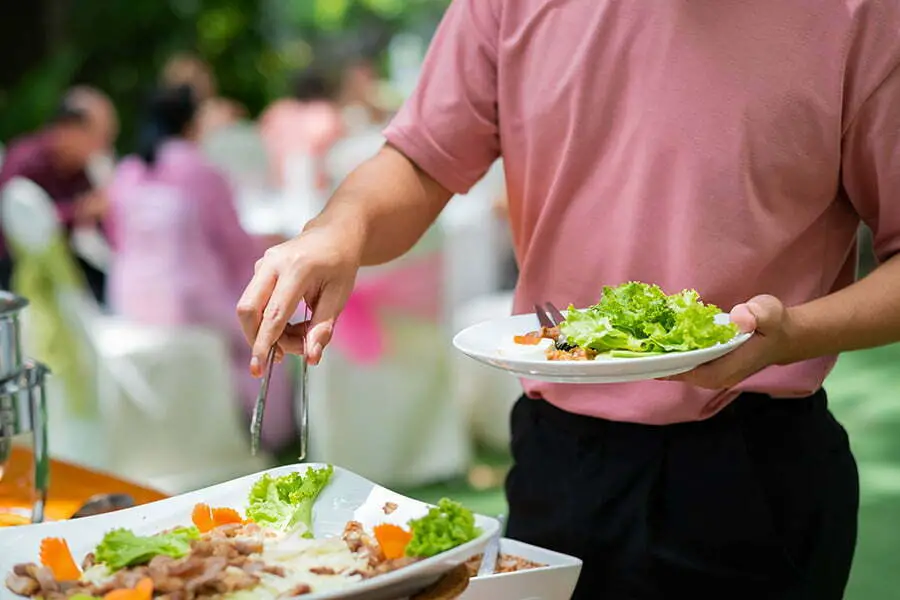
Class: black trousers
505,390,859,600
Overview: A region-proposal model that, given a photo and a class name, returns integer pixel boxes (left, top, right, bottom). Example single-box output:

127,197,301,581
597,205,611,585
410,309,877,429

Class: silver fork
533,302,573,350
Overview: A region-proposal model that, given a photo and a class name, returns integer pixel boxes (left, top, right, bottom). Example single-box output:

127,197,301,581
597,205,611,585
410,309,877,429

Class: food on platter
514,282,739,361
464,553,545,577
4,466,482,599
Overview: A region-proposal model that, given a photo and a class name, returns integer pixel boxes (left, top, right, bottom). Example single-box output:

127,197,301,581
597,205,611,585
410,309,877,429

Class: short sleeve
842,64,900,263
383,0,501,194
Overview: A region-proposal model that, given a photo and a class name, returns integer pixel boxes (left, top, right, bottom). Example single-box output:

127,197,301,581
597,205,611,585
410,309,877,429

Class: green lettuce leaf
246,465,334,537
94,527,199,571
405,498,481,558
558,282,738,355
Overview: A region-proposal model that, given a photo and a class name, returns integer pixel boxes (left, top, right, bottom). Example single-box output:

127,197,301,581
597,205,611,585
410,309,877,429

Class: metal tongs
249,305,311,458
250,345,277,456
296,305,310,461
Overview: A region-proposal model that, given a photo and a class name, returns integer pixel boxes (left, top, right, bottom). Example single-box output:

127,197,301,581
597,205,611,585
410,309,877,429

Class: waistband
526,389,828,439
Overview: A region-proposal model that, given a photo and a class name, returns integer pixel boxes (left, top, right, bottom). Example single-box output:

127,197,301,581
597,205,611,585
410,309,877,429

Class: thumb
732,294,783,336
305,284,350,365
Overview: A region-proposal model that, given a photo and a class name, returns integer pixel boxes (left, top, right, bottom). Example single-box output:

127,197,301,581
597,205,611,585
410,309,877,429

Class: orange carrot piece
211,507,243,527
39,538,81,581
513,334,542,345
191,503,215,533
373,524,413,560
103,577,153,600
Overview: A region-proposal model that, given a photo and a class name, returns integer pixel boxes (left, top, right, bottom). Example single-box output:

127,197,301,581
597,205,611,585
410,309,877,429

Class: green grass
398,344,900,599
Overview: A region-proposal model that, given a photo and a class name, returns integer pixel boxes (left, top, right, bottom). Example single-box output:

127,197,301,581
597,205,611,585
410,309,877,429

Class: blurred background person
337,55,390,132
259,65,345,191
160,53,246,140
0,86,117,301
104,85,295,452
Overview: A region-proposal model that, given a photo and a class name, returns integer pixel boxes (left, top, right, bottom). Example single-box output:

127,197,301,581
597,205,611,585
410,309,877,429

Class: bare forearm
782,253,900,363
305,145,452,266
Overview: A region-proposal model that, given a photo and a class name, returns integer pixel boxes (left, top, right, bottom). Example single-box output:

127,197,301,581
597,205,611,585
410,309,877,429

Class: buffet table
0,446,165,522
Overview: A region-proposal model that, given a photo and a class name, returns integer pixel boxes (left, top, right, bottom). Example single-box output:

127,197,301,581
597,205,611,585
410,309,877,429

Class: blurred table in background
0,446,165,523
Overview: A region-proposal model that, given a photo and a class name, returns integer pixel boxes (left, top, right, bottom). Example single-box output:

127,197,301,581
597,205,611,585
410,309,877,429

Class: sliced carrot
373,524,413,560
39,537,82,581
191,503,215,533
211,507,243,527
193,503,245,532
513,332,542,345
103,577,153,600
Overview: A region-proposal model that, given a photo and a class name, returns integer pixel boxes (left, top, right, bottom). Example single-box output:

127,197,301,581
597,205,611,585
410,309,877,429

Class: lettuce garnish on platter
560,282,738,356
246,464,334,537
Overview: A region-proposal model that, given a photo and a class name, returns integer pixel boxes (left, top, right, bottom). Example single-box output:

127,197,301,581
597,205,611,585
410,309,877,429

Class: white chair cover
1,178,268,493
451,292,520,451
307,226,471,487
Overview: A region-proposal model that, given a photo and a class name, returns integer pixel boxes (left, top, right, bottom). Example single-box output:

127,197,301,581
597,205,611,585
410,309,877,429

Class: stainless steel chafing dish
0,361,50,523
0,291,26,382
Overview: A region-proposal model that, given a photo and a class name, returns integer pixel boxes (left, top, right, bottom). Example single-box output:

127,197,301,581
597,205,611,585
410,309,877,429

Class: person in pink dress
259,67,345,191
105,85,294,452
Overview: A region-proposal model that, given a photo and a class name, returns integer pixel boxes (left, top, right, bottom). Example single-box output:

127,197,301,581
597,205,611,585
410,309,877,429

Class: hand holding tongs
250,305,311,458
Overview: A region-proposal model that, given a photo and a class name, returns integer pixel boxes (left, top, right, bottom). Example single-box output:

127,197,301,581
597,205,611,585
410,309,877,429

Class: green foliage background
0,0,449,153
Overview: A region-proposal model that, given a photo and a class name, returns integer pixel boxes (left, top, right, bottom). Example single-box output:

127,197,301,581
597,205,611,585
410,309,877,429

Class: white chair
0,177,269,493
307,224,471,487
451,292,520,451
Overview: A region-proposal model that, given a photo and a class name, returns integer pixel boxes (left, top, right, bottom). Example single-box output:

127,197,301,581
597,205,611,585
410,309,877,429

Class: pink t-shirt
384,0,900,424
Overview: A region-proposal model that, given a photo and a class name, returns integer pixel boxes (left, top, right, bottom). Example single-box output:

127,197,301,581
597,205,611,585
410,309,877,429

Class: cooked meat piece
279,583,312,597
168,556,205,578
546,346,596,361
541,326,561,340
80,553,96,571
28,565,60,594
341,521,384,566
111,566,149,590
370,557,419,575
215,567,259,593
308,566,337,576
382,502,398,515
184,557,227,594
5,573,39,597
495,553,545,573
209,523,242,538
233,539,263,555
261,564,286,577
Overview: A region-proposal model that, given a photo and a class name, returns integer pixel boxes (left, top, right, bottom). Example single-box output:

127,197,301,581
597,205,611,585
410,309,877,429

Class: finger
252,273,306,376
745,294,784,334
236,266,277,347
305,284,348,365
728,303,757,333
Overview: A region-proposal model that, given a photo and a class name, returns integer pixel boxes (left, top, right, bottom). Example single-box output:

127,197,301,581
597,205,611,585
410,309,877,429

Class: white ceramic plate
0,464,499,600
452,313,752,384
461,538,582,600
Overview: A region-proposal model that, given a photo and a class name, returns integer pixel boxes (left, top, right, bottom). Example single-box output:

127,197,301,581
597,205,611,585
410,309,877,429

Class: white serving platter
0,464,499,600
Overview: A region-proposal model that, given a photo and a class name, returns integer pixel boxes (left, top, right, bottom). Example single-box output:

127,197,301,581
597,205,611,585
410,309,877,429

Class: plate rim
452,312,753,378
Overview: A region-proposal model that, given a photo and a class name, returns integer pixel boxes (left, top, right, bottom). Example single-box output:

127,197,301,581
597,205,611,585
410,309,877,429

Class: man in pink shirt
238,1,900,597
